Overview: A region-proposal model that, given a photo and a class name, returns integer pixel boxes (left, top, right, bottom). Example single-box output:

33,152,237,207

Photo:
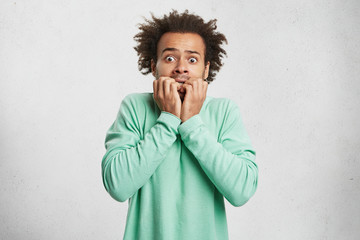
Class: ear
204,61,210,80
151,59,156,77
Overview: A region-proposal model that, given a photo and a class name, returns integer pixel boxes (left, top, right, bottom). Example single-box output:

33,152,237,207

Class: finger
157,78,164,98
153,80,158,99
182,83,193,94
192,80,199,94
184,77,203,86
163,79,172,96
195,78,206,96
184,78,201,95
183,84,194,102
183,78,194,86
158,76,174,82
170,82,180,96
203,81,208,94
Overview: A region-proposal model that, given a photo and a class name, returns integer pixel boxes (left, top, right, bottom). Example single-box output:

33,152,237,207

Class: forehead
157,32,206,57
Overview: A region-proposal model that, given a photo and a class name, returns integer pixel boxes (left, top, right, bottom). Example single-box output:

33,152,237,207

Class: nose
173,58,188,74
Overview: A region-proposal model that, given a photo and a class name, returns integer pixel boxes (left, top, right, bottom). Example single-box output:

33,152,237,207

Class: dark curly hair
134,10,227,83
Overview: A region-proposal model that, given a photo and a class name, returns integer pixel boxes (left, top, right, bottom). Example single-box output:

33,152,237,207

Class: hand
153,77,182,118
180,78,208,122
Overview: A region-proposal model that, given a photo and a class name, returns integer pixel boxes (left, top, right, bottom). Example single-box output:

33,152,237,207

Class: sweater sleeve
178,100,258,207
102,94,181,202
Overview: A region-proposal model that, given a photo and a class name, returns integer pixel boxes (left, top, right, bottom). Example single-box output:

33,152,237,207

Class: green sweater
102,93,258,240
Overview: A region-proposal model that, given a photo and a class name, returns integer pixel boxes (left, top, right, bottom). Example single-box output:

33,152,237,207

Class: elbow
102,156,131,203
102,172,132,202
106,185,131,202
227,188,256,207
102,173,132,202
228,165,258,207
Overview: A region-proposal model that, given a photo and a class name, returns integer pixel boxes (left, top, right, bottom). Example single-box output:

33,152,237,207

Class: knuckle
158,77,167,83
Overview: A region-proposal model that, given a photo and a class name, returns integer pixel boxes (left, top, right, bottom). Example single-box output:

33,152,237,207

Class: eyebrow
161,48,201,56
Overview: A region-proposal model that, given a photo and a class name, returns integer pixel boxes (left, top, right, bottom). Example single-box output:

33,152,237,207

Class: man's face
151,32,210,100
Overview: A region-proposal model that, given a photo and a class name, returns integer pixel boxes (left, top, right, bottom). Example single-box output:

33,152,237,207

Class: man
102,10,258,240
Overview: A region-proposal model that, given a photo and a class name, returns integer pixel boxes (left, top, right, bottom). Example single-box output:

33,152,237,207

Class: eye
189,57,198,63
165,56,175,62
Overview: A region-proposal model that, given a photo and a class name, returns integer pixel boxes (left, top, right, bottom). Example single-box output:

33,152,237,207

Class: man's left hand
180,78,208,122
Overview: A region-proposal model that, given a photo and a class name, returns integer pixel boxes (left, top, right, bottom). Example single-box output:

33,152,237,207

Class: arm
102,94,181,202
178,100,258,207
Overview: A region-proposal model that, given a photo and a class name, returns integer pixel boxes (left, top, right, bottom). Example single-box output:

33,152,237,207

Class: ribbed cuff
157,111,182,133
178,114,204,138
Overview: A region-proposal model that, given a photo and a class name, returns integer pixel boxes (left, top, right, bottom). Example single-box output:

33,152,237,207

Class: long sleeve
102,94,181,202
178,99,258,207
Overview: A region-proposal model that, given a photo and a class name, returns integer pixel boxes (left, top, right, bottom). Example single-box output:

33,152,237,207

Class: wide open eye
189,57,198,63
165,56,175,62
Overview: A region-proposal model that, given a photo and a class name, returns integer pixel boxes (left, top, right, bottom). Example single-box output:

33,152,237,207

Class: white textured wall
1,0,359,239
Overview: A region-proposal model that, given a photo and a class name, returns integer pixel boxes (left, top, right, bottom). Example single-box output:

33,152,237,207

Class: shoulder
120,92,154,110
122,92,153,104
204,96,242,124
205,96,239,112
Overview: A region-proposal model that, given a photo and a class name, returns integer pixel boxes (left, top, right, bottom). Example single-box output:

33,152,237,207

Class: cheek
156,63,169,75
191,65,207,77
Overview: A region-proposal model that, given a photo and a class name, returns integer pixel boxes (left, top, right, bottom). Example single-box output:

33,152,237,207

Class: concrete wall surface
1,0,359,239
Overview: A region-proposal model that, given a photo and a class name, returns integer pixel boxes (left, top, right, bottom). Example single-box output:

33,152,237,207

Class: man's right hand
153,77,182,118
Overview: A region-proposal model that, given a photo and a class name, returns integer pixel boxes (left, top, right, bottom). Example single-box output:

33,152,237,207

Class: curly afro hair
134,10,227,83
